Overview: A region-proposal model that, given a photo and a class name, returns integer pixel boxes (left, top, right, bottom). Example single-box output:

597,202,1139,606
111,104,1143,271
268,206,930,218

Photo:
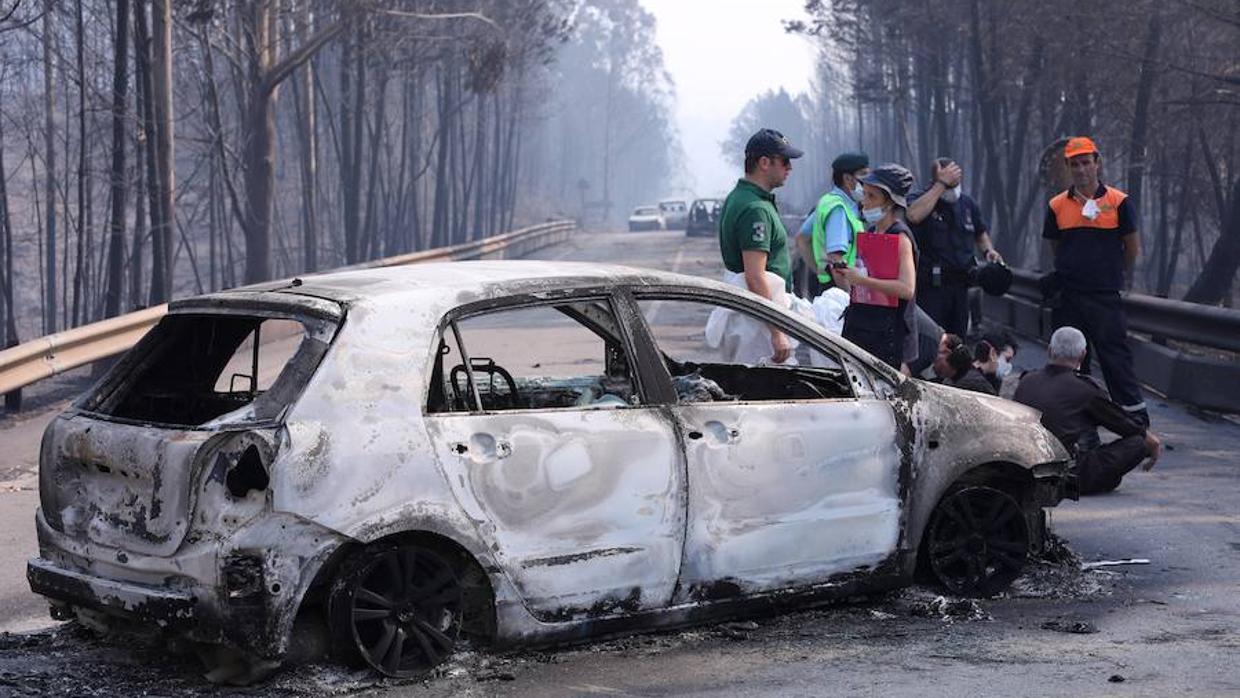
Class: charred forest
3,0,1237,351
0,0,680,345
745,0,1240,305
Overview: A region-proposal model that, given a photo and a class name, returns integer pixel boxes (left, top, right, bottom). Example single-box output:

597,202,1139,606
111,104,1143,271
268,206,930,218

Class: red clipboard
851,232,900,307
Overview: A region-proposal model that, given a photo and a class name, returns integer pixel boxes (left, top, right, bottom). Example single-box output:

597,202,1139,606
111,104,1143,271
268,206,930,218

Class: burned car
28,261,1073,681
628,205,663,232
658,199,689,229
685,198,722,237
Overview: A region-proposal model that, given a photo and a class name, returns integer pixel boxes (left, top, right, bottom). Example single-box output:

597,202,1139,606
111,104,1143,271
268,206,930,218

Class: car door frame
613,284,917,599
421,287,688,621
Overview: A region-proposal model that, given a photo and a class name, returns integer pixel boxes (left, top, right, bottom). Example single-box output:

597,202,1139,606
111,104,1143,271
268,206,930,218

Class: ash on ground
1006,532,1111,600
0,533,1119,695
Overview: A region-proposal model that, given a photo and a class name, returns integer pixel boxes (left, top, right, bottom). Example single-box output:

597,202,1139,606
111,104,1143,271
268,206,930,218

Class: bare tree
41,0,57,333
103,0,130,318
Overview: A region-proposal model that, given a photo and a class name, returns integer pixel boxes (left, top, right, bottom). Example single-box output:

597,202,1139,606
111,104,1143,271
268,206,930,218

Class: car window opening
81,314,323,427
636,298,854,404
428,301,638,414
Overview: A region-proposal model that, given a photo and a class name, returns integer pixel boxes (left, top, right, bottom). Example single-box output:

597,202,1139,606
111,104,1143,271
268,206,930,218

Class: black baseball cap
745,128,804,161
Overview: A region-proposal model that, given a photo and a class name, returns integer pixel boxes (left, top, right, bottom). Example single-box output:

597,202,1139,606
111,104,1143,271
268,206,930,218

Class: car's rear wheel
328,543,463,678
925,486,1029,597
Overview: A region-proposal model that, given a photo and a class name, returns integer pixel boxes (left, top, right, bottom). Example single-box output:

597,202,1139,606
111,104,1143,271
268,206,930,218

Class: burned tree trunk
41,0,57,334
135,0,167,306
291,2,319,273
72,0,87,325
0,117,18,350
0,119,17,410
104,0,131,318
237,0,345,283
340,27,366,263
149,0,175,303
1125,12,1162,225
1184,175,1240,305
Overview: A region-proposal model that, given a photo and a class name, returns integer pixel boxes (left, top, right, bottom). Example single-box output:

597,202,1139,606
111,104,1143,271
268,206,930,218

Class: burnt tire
924,486,1029,597
328,543,463,678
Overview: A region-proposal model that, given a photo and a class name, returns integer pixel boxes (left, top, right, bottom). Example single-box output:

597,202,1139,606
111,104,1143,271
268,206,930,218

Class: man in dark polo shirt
906,157,1002,337
718,128,802,362
1042,137,1148,426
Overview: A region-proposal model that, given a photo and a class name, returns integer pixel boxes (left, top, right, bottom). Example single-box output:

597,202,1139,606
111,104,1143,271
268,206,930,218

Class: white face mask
941,185,962,204
850,182,865,202
996,356,1012,379
862,206,885,224
1082,197,1101,220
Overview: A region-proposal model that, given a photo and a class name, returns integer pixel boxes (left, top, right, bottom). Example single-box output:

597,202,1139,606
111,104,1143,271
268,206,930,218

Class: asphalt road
1,229,1238,696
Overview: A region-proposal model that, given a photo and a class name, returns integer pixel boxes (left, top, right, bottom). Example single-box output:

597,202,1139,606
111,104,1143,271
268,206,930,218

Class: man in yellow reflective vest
803,153,869,292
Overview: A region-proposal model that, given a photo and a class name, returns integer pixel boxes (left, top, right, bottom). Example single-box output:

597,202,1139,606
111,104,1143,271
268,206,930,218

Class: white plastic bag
704,271,799,365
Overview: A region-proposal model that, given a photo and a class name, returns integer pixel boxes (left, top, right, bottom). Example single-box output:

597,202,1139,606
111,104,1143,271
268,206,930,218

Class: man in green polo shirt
718,127,803,362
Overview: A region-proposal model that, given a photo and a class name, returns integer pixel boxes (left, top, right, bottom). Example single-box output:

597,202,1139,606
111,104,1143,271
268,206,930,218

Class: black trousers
843,305,905,369
1077,435,1148,495
917,282,970,337
1052,290,1147,424
792,257,824,300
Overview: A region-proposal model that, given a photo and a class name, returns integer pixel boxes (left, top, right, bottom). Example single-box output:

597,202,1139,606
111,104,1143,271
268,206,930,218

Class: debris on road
904,593,991,622
0,533,1123,694
1082,559,1151,570
717,620,760,640
1041,619,1100,634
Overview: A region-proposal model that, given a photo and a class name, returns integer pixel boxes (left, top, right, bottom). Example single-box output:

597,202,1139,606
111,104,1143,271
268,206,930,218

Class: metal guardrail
1006,268,1240,354
0,220,576,397
989,267,1240,413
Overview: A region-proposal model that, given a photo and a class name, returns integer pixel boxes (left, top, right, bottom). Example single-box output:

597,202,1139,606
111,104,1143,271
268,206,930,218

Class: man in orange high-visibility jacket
1042,137,1148,427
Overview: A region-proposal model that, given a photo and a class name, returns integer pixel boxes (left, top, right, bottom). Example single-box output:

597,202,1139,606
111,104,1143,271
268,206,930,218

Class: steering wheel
450,358,521,410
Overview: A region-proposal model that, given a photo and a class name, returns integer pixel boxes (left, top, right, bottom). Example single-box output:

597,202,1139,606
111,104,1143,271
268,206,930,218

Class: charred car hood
908,379,1071,465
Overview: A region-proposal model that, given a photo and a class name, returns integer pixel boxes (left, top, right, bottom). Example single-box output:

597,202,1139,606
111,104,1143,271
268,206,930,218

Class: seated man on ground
1013,326,1162,495
931,334,996,395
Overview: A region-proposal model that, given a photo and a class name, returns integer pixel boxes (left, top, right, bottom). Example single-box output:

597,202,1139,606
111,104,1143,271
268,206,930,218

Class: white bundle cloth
811,286,850,335
704,271,802,365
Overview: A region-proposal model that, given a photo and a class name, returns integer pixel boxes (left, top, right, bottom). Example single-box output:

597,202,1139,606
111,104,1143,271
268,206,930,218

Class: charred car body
28,261,1073,680
627,206,663,232
685,198,722,238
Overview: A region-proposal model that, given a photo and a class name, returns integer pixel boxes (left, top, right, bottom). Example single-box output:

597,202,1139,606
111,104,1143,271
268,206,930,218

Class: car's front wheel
328,543,464,678
923,486,1029,597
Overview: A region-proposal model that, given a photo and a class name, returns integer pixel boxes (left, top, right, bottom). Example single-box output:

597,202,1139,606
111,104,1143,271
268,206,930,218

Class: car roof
195,260,735,308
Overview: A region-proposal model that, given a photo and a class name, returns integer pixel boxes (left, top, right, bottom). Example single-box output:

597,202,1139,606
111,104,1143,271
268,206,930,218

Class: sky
640,0,818,197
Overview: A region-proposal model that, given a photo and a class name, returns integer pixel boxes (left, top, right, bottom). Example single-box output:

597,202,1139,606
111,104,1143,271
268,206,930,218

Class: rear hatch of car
38,292,342,557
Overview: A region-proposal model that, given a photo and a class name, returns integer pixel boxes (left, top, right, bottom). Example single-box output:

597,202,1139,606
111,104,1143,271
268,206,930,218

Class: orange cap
1064,137,1099,159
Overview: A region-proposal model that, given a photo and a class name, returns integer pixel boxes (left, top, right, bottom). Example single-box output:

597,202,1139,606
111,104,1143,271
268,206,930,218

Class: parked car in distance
658,199,689,230
685,198,722,237
28,261,1075,683
628,205,663,232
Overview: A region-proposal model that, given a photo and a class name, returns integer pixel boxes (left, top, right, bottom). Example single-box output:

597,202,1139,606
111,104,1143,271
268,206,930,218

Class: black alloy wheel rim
347,547,463,677
927,486,1029,596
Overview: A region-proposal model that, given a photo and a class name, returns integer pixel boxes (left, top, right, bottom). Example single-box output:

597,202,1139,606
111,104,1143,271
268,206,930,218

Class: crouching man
1014,326,1162,495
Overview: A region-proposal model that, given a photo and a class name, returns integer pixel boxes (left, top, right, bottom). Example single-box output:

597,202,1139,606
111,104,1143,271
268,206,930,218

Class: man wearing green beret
800,153,869,292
